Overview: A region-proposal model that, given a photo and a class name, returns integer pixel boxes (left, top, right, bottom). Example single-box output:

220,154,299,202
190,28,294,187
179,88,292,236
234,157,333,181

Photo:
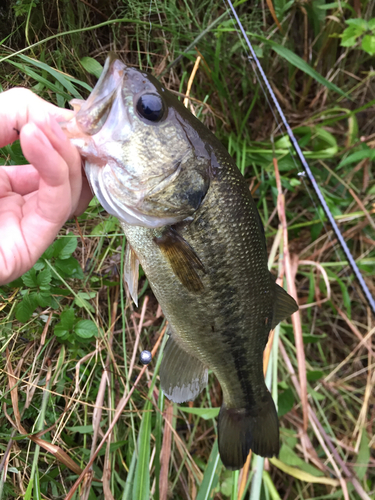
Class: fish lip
84,55,127,110
75,57,128,135
61,56,129,142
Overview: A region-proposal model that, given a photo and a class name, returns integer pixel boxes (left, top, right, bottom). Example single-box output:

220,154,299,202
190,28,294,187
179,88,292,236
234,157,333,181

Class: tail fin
218,391,279,470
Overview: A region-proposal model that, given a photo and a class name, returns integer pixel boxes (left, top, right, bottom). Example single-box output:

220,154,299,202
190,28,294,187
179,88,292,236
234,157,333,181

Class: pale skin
0,88,92,285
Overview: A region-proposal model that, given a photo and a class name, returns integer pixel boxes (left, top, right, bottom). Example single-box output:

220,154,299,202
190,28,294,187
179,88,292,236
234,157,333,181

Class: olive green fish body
123,150,271,409
64,55,298,469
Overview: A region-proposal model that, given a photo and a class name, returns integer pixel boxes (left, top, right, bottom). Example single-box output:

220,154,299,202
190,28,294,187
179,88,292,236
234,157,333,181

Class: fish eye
136,94,165,122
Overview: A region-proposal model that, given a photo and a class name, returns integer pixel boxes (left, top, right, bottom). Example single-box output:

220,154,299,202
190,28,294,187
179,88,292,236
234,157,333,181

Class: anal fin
160,335,208,403
271,277,299,329
124,242,140,306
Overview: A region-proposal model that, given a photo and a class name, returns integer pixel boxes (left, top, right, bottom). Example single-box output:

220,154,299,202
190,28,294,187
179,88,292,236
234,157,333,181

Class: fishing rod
225,0,375,317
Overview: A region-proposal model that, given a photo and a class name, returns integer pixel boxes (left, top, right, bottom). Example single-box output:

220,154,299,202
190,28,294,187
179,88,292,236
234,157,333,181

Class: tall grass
0,1,374,499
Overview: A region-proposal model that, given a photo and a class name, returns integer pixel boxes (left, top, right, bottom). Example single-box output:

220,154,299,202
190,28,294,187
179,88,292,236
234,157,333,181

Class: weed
0,1,374,499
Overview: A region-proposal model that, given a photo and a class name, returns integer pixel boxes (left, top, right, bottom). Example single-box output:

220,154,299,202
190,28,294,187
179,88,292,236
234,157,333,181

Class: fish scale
64,55,298,469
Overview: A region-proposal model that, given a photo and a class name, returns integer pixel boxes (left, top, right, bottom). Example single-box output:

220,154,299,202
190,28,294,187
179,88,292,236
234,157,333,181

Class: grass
0,0,374,499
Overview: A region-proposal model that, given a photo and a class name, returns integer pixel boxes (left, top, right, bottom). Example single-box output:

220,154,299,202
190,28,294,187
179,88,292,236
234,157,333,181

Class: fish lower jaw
84,162,182,228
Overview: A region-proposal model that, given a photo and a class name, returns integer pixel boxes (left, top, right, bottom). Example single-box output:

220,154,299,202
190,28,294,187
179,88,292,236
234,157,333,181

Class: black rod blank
225,0,375,316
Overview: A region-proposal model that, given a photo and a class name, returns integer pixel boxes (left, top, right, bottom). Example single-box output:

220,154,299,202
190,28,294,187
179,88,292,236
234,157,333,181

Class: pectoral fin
271,278,299,329
154,227,205,293
160,335,208,403
124,242,140,306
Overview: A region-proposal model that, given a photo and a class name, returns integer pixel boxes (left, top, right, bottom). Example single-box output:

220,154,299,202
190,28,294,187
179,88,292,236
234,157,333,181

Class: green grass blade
249,455,265,500
244,33,349,98
231,470,239,500
196,439,222,500
17,54,89,95
122,449,138,500
266,40,348,98
263,470,281,500
7,61,73,100
132,399,152,500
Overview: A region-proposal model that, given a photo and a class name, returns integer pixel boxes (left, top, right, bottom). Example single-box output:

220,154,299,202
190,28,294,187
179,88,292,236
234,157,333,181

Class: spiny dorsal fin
124,242,140,306
160,335,208,403
154,227,205,293
271,277,299,330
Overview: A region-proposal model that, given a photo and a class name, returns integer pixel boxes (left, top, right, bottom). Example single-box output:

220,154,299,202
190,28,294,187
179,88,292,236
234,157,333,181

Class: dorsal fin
154,227,205,293
271,276,299,329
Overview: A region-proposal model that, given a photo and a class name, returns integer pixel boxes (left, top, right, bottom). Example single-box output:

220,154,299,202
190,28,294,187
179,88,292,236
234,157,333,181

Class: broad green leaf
35,292,52,307
15,295,37,322
42,243,55,260
36,268,51,287
60,308,75,329
53,235,78,259
33,261,45,271
277,387,294,417
80,57,103,79
3,141,28,165
368,18,375,31
55,257,84,279
54,326,69,338
345,18,368,30
74,319,98,339
362,35,375,55
91,216,119,235
73,292,96,312
179,406,220,420
218,472,233,497
307,370,324,382
22,268,38,288
133,401,151,500
341,26,363,47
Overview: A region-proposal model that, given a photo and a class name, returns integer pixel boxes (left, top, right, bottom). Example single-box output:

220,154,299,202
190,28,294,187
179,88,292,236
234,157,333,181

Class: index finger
0,88,74,148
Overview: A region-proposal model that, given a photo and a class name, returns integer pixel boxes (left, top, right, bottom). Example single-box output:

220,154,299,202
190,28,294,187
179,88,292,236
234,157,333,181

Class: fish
63,54,299,470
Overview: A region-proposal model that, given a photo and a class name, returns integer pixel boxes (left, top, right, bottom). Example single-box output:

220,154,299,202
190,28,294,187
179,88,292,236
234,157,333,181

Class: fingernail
50,117,67,143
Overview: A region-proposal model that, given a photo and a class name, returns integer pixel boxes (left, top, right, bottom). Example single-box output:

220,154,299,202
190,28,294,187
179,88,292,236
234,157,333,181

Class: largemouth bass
64,55,298,470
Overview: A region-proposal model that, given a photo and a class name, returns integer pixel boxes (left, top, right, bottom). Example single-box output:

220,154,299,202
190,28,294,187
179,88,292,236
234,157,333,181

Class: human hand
0,88,93,285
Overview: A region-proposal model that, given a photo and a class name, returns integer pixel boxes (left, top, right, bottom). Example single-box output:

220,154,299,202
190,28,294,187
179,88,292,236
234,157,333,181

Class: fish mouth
63,54,127,141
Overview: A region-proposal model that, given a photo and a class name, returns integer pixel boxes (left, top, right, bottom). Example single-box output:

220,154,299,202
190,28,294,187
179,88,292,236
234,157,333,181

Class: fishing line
223,0,375,316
